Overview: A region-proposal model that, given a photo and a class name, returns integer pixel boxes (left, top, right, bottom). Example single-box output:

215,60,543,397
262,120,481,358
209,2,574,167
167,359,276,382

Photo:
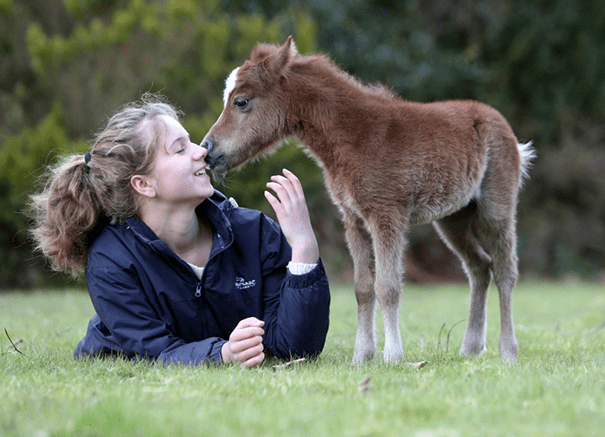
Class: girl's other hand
221,317,265,367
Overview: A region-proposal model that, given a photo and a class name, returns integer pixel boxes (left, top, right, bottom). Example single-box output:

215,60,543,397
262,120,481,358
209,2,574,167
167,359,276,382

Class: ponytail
29,154,100,277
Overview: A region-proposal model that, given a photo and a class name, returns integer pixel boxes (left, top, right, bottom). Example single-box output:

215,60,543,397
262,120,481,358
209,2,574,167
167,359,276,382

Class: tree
0,0,320,288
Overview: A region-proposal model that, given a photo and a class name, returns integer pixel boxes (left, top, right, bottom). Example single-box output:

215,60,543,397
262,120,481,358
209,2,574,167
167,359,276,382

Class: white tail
518,141,536,185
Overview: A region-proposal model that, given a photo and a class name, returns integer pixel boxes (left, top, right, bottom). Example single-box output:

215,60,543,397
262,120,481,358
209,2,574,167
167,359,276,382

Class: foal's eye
233,97,249,109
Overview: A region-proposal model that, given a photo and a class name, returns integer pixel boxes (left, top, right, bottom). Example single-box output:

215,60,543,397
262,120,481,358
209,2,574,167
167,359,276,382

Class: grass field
1,282,604,437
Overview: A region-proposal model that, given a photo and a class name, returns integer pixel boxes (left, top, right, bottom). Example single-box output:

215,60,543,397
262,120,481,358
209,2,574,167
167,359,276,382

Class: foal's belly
329,175,476,226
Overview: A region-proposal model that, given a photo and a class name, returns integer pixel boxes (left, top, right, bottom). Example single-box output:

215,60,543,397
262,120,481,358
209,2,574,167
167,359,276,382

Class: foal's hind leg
343,211,378,364
475,212,519,362
434,205,492,356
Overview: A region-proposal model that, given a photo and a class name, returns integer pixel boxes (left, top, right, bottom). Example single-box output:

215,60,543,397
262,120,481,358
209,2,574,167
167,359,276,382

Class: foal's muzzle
200,137,227,180
201,138,220,167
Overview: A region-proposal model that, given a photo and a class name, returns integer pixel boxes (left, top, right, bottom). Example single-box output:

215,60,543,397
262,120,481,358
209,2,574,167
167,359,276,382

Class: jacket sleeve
80,264,227,366
258,216,331,360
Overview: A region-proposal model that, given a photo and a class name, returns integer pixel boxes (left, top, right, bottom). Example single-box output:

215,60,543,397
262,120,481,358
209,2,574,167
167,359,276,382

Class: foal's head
201,36,298,180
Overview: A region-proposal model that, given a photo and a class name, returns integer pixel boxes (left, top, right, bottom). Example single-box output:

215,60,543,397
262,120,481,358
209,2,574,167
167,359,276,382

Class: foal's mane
252,42,396,102
298,54,396,100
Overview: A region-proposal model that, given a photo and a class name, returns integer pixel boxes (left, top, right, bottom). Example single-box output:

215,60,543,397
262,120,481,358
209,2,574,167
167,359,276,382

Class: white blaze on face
223,67,240,108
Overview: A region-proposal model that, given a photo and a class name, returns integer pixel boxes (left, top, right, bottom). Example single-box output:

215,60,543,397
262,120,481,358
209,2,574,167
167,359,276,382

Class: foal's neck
285,59,387,160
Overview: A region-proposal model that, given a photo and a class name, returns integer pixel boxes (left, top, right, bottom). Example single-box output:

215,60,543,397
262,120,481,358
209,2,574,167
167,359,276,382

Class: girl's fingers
230,320,264,343
235,317,264,329
270,169,301,194
232,341,264,367
230,334,264,353
281,169,304,196
266,171,306,213
264,190,284,217
267,178,293,204
243,351,265,367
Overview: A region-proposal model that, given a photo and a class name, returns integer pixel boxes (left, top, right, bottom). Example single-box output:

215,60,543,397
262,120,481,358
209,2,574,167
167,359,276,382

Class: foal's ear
262,36,296,80
275,35,298,69
284,35,298,57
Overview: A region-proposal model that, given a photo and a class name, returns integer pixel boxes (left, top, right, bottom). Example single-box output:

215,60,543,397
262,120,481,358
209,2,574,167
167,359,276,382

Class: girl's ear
131,175,156,198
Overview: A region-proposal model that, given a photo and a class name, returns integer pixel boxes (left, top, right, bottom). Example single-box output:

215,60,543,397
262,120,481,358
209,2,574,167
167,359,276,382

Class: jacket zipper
192,230,231,298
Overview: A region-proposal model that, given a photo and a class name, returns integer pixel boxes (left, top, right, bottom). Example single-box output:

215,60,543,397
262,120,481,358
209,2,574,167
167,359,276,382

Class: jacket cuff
285,258,327,289
210,339,228,365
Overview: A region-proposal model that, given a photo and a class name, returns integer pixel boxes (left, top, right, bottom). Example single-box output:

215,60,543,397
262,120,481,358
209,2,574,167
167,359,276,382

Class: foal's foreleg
343,212,377,364
368,219,406,363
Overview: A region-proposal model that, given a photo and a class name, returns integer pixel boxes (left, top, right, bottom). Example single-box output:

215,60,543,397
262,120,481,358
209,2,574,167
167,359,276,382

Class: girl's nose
193,141,207,160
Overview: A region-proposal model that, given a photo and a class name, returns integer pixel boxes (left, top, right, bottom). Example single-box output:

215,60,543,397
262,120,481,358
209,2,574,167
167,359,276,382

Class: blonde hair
29,93,182,277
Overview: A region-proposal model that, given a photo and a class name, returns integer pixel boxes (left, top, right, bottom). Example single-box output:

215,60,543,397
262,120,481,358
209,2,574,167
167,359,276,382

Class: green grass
1,282,604,437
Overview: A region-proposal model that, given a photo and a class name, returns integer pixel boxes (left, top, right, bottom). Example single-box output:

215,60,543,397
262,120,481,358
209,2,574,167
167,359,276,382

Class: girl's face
138,115,214,206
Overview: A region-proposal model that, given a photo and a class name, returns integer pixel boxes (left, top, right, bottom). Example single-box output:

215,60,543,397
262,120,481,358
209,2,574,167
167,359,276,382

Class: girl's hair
29,93,182,277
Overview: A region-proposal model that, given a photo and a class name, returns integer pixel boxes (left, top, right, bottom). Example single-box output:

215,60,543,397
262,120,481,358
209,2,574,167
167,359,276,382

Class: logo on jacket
235,277,256,290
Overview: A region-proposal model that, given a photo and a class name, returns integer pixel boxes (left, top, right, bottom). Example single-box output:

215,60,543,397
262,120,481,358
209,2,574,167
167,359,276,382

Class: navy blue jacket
75,191,330,365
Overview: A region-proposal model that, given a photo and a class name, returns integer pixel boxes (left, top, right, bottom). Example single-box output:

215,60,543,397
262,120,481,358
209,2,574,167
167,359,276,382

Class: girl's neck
139,202,213,265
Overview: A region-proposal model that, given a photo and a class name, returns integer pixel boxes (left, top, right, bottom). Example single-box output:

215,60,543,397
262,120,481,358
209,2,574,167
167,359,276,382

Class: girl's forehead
158,115,186,135
146,115,186,143
138,115,188,158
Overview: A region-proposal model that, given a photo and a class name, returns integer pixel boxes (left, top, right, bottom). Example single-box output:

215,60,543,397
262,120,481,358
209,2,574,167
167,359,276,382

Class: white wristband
287,262,317,275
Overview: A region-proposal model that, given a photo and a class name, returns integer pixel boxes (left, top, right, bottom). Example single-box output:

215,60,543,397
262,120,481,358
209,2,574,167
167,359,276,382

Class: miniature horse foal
202,37,535,363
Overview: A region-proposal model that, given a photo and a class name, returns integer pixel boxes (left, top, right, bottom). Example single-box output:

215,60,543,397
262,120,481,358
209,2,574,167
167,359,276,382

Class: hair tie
84,151,92,168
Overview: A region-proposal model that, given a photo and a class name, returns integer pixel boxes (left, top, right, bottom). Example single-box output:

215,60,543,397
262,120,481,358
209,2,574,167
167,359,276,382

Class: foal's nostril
200,139,216,166
200,138,213,152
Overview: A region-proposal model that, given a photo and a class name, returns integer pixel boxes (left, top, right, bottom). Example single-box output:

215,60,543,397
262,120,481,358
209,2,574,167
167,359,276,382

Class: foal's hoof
351,350,374,365
460,341,487,357
382,346,404,364
499,350,517,363
499,339,518,363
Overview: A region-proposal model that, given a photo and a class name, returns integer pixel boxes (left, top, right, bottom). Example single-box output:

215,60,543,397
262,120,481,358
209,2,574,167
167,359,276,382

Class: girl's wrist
290,239,319,264
221,341,233,363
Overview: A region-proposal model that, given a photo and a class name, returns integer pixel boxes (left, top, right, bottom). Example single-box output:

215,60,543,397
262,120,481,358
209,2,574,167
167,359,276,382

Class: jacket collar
125,190,234,257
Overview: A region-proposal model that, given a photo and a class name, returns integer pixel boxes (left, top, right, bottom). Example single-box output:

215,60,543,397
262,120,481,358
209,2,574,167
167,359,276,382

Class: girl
29,94,330,367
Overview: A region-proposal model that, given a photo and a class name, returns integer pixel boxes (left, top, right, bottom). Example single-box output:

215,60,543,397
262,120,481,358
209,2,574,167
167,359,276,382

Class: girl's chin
200,186,215,199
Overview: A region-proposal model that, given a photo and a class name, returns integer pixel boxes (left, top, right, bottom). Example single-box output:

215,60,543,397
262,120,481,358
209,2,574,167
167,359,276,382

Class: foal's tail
517,141,536,187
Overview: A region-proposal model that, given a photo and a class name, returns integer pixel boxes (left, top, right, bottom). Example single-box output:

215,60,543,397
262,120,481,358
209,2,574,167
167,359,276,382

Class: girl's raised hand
264,169,319,264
